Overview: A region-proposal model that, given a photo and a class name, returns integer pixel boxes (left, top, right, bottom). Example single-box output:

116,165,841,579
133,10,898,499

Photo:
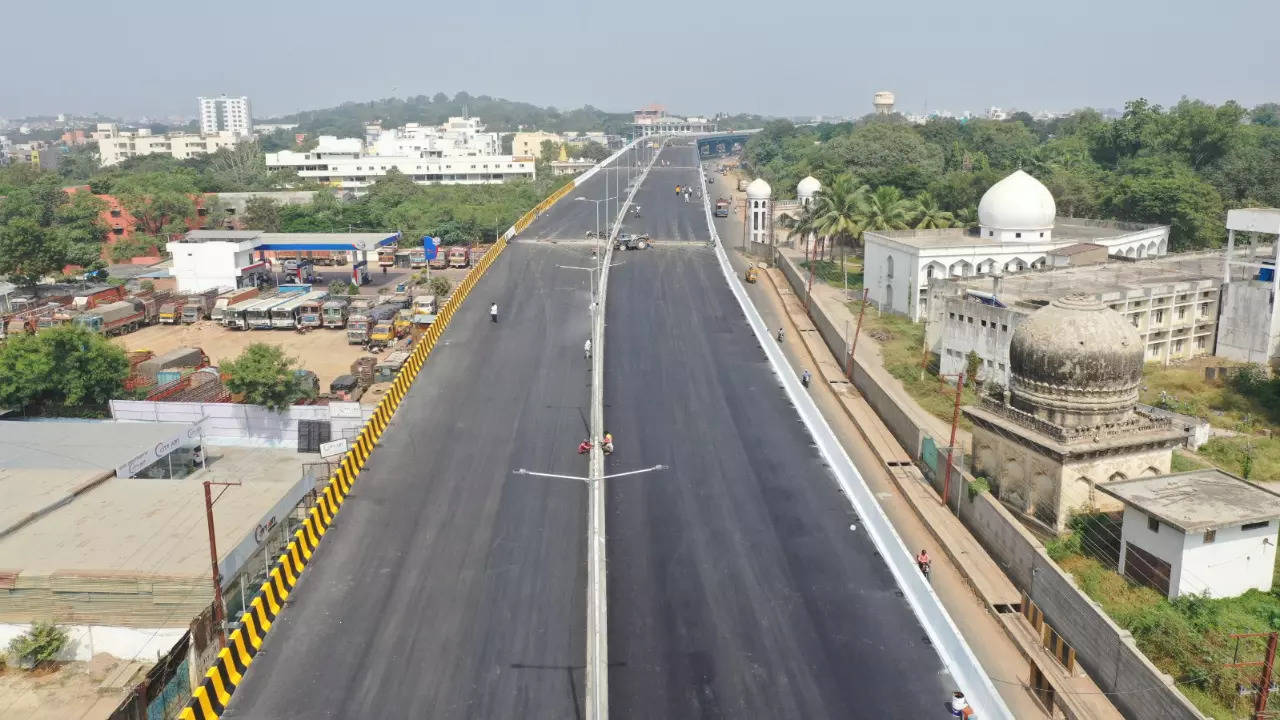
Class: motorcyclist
916,549,931,575
801,369,812,387
776,327,785,342
578,439,593,455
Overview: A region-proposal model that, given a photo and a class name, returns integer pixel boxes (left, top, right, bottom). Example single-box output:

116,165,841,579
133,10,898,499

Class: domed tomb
1008,294,1143,428
797,175,821,199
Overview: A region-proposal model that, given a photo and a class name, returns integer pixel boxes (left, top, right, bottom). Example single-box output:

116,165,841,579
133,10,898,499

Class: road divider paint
178,234,511,720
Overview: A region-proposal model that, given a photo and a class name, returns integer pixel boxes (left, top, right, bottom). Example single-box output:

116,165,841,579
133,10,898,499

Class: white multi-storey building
198,95,253,136
265,134,534,195
92,123,243,167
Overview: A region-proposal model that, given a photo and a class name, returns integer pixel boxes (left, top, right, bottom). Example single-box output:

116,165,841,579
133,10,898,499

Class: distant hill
270,92,635,137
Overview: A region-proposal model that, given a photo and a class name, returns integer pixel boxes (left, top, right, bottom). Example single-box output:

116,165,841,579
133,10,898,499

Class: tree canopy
742,98,1280,251
0,325,129,416
222,344,312,411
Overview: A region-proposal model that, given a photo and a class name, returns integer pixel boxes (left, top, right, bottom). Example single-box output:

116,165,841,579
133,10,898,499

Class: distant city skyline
2,0,1276,121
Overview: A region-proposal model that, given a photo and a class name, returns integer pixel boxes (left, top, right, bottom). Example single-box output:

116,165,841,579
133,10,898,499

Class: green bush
8,621,69,669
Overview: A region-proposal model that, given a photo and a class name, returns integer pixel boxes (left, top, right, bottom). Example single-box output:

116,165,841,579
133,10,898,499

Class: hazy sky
3,0,1276,120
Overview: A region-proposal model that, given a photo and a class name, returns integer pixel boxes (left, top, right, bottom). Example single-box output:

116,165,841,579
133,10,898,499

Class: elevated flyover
602,141,960,717
220,149,648,719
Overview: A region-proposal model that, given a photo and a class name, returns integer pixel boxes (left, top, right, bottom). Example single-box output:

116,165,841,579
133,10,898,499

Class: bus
226,294,278,330
247,292,303,330
270,290,328,329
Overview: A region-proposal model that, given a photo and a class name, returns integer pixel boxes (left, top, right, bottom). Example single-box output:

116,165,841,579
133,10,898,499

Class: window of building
998,362,1005,371
110,209,121,218
1200,302,1210,315
949,312,955,320
1243,521,1270,531
989,230,994,237
197,208,208,217
1015,232,1022,238
1000,324,1008,333
1177,307,1186,320
1174,340,1184,352
1039,232,1044,238
1148,516,1160,533
1203,529,1216,543
1154,310,1164,323
1196,337,1207,350
967,316,974,324
1131,315,1140,327
112,227,124,235
981,319,987,327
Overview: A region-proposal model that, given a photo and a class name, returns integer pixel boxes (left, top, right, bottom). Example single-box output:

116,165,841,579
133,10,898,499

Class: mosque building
863,170,1170,320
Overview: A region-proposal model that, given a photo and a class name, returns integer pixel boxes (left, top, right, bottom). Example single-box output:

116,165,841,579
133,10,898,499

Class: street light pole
203,479,241,649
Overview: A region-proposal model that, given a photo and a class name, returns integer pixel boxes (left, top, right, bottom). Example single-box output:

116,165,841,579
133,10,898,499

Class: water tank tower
873,91,895,115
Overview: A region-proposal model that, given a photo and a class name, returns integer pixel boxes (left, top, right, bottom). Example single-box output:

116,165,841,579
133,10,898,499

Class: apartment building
198,95,253,136
511,131,562,158
925,252,1232,385
93,123,243,166
265,129,533,195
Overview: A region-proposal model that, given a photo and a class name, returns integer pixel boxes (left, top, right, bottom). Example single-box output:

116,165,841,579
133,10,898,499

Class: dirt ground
114,265,476,395
0,655,139,719
117,320,366,393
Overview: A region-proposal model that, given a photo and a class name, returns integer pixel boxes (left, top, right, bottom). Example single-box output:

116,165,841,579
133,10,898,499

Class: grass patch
1055,540,1280,719
1199,436,1280,483
1171,449,1213,473
856,307,978,427
800,258,863,290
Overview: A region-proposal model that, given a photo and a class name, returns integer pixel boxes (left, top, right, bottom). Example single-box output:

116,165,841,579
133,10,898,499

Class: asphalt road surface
520,143,654,242
603,143,952,717
225,243,596,719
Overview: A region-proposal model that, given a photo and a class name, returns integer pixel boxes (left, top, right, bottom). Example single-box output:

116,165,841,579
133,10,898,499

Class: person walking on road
950,690,973,718
584,338,592,360
490,302,499,323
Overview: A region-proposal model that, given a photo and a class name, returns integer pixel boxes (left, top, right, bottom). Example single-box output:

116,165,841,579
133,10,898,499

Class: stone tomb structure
963,294,1184,532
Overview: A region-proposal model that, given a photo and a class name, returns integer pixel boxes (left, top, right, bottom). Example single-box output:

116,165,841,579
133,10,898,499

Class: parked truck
428,252,449,270
211,287,261,324
447,246,470,269
74,299,147,336
322,297,350,328
346,314,372,344
69,285,127,312
158,299,185,324
180,289,221,323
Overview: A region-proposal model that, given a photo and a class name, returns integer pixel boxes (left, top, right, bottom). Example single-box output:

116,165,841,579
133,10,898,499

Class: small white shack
1099,470,1280,600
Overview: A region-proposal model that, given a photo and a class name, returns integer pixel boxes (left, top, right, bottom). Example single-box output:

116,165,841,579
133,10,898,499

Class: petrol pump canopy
180,230,401,252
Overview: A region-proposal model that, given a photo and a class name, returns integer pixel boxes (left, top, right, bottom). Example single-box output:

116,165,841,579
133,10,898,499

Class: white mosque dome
746,178,772,199
796,176,821,197
977,170,1056,231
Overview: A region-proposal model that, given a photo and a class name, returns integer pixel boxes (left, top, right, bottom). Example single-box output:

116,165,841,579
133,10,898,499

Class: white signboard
329,402,363,419
114,418,207,478
319,438,350,459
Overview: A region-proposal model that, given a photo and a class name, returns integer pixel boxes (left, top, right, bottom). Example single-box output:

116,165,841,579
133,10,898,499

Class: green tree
1102,157,1224,250
242,196,283,231
965,350,982,385
539,139,560,160
962,119,1038,171
822,123,944,192
0,179,107,283
0,325,129,415
811,174,868,263
55,191,110,268
56,144,103,183
1252,103,1280,127
778,202,822,259
113,172,199,237
911,191,954,229
222,344,308,411
860,185,915,233
8,621,69,669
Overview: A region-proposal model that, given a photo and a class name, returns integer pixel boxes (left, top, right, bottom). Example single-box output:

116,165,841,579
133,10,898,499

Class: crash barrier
695,160,1013,719
178,236,510,720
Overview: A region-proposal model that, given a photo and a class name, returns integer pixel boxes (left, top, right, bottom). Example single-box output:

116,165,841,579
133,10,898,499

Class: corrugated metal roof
0,420,193,471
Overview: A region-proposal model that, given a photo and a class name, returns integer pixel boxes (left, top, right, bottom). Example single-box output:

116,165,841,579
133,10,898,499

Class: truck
158,300,185,324
411,295,437,325
428,252,449,270
368,322,395,349
346,314,372,345
447,246,470,269
377,282,412,310
378,247,398,268
180,289,221,323
69,285,127,312
211,287,260,324
322,297,350,328
74,299,146,336
714,197,730,218
129,295,160,326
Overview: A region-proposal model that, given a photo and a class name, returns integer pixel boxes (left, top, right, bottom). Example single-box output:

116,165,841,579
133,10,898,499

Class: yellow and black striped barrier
178,236,509,720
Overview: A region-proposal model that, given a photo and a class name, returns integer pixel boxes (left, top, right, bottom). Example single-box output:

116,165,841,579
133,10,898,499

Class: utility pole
847,288,869,379
1228,631,1280,719
203,479,241,649
943,373,965,512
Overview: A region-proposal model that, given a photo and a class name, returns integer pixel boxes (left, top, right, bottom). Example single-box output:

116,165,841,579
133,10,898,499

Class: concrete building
1100,470,1280,600
367,117,501,158
168,229,399,292
198,95,253,136
1215,208,1280,367
746,178,773,247
864,170,1170,320
964,295,1184,533
632,105,717,136
512,131,562,158
93,123,243,167
265,133,534,195
926,254,1225,385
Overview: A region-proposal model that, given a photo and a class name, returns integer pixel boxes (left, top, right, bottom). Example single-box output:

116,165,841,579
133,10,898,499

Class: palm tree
912,191,954,229
778,203,820,261
811,174,868,262
860,186,915,233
